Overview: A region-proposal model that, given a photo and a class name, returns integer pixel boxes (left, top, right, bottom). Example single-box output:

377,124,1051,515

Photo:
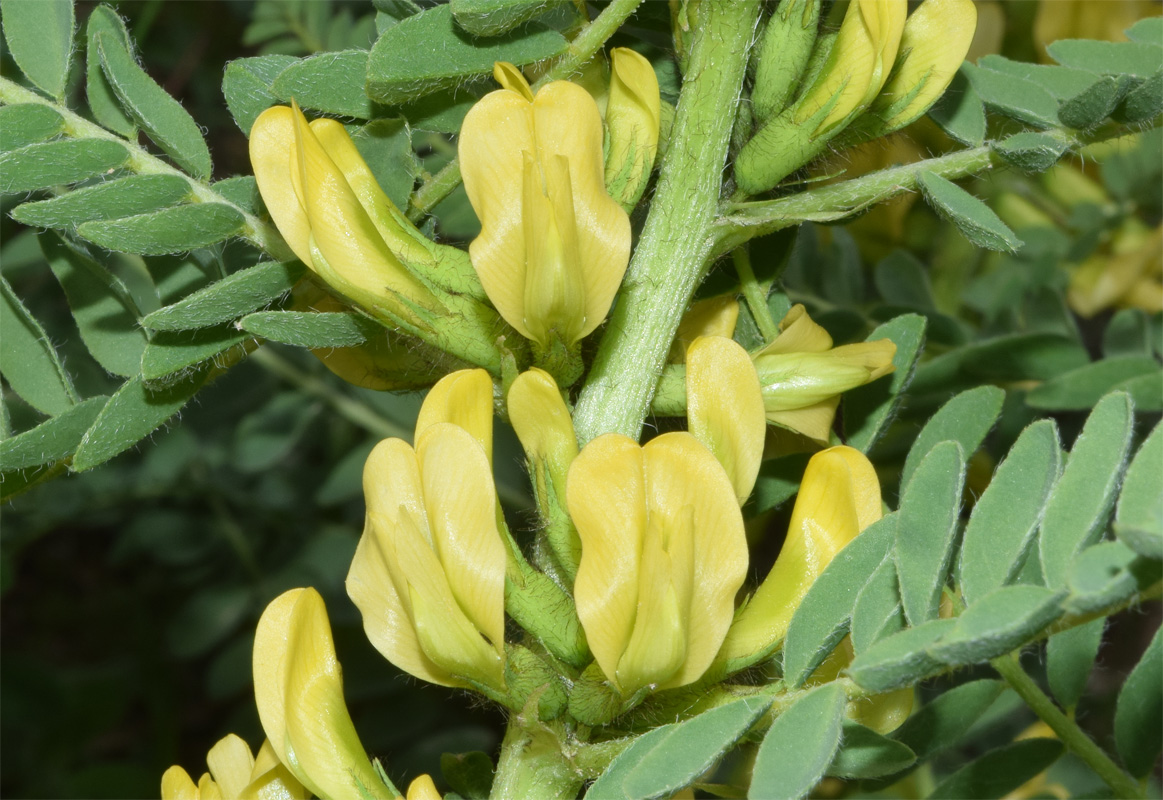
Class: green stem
0,76,295,262
491,719,582,800
990,653,1145,800
403,0,645,222
572,0,762,443
733,246,778,342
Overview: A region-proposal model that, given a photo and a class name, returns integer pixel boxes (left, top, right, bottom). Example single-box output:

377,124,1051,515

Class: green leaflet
873,252,935,309
850,557,904,654
826,722,915,779
11,174,192,228
450,0,562,37
962,62,1060,128
0,395,109,470
1114,421,1163,561
141,261,304,332
901,386,1003,492
1058,75,1131,129
1026,355,1163,411
210,176,261,215
239,311,382,348
0,139,129,194
0,104,65,152
440,752,494,800
271,50,377,119
585,724,677,800
891,679,1005,762
977,55,1102,100
917,172,1022,253
1114,624,1162,777
1115,69,1163,124
1040,392,1135,588
959,420,1061,604
1064,541,1146,615
841,314,926,453
926,739,1064,800
222,55,299,136
1047,39,1163,79
847,619,954,693
140,325,251,381
782,514,898,687
993,132,1069,173
85,5,137,138
619,698,773,800
1126,16,1163,44
41,233,148,378
78,204,246,255
910,333,1089,394
896,442,965,627
928,585,1063,667
366,4,567,105
1103,309,1154,358
1046,619,1104,711
97,32,213,179
750,684,845,800
927,69,985,146
72,371,207,472
349,118,419,213
0,275,78,415
0,0,74,100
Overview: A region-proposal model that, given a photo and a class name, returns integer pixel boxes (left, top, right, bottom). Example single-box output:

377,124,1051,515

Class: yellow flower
459,66,631,349
720,446,883,664
685,336,766,506
250,103,443,326
406,774,442,800
604,48,661,212
347,370,506,692
754,305,896,444
1069,222,1163,317
567,432,748,696
161,735,309,800
253,588,394,800
857,0,977,137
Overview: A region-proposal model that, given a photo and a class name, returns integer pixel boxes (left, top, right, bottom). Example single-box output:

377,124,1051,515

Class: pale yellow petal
407,774,443,800
670,296,740,362
349,440,459,687
605,47,661,209
162,766,200,800
616,522,686,694
761,304,834,355
643,433,748,688
416,424,506,658
281,589,394,800
686,337,766,505
290,105,437,314
531,81,631,339
242,741,309,800
507,367,578,507
493,62,534,100
249,107,313,267
199,774,224,800
207,734,255,800
766,399,839,444
461,90,535,338
568,434,647,685
414,369,494,464
253,590,300,784
851,687,914,734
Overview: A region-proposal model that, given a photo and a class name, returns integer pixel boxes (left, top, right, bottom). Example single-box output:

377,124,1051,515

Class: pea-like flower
720,446,883,665
567,432,748,697
253,588,394,800
161,735,307,800
754,305,896,444
346,370,507,693
459,67,631,350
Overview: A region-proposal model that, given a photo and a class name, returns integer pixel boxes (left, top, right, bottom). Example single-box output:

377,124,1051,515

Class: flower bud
751,0,822,123
407,775,442,800
685,336,766,506
736,0,907,195
459,69,631,351
253,588,393,800
568,432,748,697
720,446,883,665
508,368,581,579
753,305,895,443
604,48,661,212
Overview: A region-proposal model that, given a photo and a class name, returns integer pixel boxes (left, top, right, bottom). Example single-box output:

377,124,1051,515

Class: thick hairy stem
572,0,762,443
